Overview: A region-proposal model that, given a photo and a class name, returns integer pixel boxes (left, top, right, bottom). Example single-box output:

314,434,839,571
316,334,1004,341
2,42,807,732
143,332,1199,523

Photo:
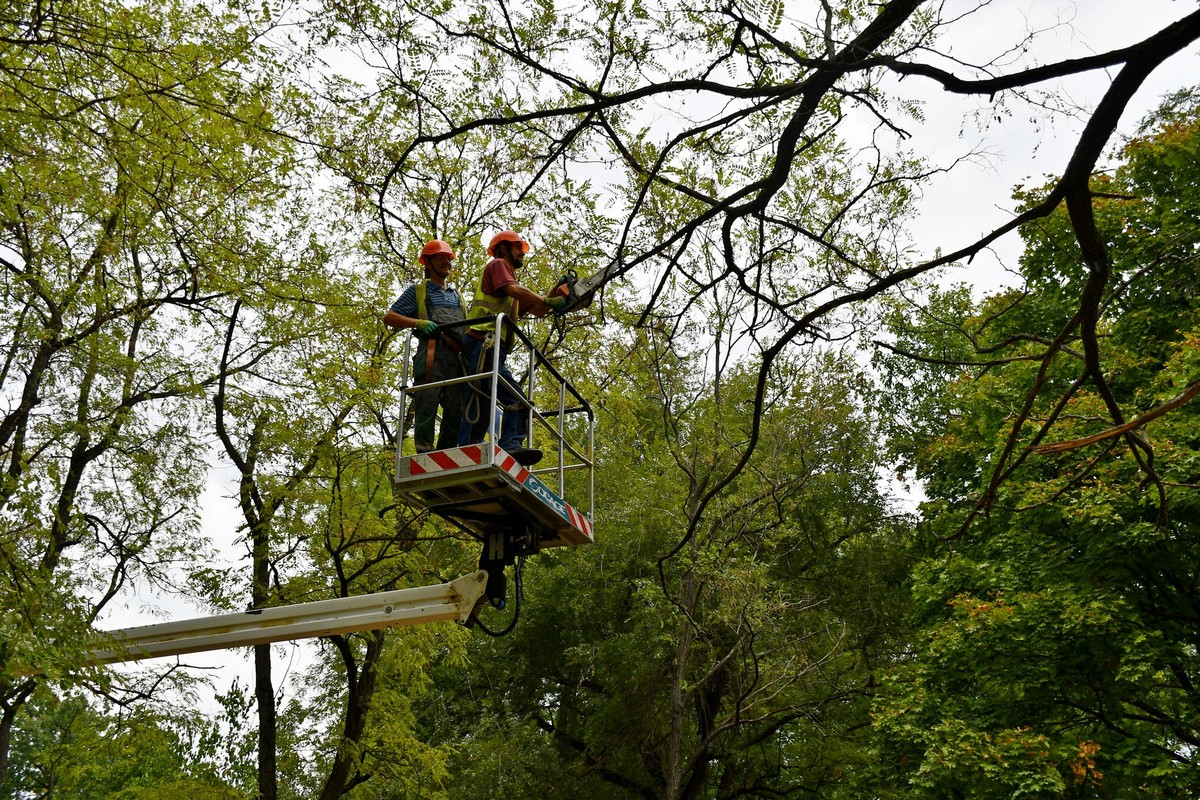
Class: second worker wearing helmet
458,230,567,465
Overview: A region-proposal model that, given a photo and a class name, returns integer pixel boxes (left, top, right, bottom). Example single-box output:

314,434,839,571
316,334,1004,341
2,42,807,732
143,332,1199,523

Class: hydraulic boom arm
89,571,488,665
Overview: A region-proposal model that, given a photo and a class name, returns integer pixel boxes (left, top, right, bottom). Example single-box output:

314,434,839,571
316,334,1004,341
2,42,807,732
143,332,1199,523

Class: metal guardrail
394,314,594,522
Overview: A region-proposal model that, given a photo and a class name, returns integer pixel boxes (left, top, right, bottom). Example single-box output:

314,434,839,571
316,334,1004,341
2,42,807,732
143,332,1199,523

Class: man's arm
382,286,437,332
500,282,553,317
383,309,423,329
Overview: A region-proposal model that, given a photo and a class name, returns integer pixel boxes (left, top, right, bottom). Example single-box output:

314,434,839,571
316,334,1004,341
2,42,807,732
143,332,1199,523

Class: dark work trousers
411,337,463,452
458,335,529,452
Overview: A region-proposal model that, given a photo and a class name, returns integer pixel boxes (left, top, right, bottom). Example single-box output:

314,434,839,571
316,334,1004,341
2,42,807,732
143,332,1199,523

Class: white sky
901,0,1200,293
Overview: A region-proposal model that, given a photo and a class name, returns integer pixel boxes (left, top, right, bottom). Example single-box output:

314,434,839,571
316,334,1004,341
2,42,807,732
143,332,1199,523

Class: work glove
417,319,439,336
545,296,568,312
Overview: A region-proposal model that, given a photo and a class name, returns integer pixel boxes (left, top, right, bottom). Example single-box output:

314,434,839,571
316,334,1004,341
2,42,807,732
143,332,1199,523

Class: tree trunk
255,644,277,800
253,516,277,800
0,684,33,785
665,567,697,800
318,631,385,799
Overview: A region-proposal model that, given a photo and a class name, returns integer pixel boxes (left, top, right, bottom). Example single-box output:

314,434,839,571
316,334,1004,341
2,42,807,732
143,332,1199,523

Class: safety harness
413,280,463,385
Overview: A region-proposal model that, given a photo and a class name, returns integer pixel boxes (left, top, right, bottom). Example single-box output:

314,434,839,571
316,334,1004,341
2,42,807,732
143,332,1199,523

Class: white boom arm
89,571,488,665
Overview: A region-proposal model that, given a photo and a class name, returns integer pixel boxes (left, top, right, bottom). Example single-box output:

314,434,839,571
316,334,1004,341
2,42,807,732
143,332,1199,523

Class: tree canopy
355,0,1200,558
873,89,1200,797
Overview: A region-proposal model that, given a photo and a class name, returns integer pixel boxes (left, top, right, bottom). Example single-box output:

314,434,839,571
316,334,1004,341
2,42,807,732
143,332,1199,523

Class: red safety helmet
418,239,455,264
487,230,530,257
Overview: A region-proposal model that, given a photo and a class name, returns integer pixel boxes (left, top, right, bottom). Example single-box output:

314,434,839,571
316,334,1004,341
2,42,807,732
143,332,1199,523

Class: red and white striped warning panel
406,445,489,476
399,445,593,543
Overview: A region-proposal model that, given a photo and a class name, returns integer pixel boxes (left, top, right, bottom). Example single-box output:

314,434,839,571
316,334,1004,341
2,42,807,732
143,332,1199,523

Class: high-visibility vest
415,280,428,322
467,259,519,345
413,280,464,334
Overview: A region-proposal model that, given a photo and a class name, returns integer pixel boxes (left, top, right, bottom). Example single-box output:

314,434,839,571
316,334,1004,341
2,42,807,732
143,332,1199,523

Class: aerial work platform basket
391,314,595,555
395,443,593,547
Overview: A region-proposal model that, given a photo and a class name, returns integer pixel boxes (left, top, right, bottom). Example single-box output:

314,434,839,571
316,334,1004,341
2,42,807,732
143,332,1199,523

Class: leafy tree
414,316,911,799
1,686,248,798
270,444,474,800
872,91,1200,797
0,0,312,784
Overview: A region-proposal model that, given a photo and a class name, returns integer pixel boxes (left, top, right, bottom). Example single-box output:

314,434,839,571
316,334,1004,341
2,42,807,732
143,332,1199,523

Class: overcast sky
901,0,1200,293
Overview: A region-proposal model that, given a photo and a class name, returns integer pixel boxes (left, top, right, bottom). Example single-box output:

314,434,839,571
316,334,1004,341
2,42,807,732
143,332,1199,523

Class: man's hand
417,319,439,336
545,296,568,313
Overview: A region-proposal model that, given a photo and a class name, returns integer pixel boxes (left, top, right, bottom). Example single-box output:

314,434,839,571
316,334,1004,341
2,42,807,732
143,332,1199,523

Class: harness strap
420,337,437,385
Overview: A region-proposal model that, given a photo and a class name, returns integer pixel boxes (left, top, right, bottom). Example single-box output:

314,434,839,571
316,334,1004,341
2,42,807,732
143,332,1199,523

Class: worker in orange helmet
383,239,466,452
458,230,567,465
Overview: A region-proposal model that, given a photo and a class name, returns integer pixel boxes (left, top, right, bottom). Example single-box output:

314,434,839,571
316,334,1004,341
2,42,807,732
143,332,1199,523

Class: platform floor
394,444,593,549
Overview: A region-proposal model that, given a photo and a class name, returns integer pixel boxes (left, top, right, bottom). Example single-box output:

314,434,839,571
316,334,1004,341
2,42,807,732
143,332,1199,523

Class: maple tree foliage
873,91,1200,797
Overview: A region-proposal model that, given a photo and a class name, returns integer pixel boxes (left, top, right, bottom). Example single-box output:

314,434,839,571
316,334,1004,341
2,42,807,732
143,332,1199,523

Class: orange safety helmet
418,239,455,264
487,230,530,257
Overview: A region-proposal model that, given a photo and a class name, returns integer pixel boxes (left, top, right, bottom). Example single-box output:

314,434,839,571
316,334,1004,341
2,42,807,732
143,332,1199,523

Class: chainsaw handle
550,270,580,315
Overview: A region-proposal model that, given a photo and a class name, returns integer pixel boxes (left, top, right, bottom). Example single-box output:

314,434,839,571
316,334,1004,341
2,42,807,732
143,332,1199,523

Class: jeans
458,335,529,452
